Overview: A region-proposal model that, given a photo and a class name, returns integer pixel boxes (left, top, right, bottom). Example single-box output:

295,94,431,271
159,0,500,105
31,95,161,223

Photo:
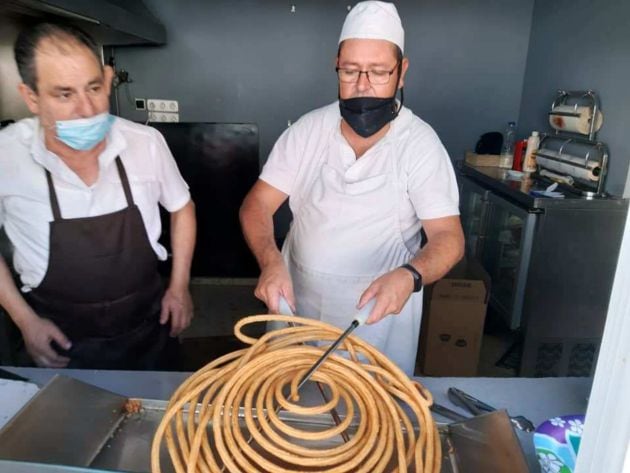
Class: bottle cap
532,131,539,136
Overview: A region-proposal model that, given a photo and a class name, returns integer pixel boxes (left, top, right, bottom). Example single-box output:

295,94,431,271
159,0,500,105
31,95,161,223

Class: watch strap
400,263,423,292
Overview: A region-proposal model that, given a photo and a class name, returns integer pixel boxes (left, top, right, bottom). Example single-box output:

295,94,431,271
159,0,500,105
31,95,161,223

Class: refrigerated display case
458,163,627,376
460,174,537,329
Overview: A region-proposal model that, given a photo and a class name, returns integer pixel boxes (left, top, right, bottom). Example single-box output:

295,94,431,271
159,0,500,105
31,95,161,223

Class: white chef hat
338,1,404,53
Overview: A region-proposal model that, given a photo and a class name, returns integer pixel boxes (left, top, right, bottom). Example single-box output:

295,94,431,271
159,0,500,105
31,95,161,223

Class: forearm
168,200,196,290
240,194,283,269
0,255,37,330
409,228,464,286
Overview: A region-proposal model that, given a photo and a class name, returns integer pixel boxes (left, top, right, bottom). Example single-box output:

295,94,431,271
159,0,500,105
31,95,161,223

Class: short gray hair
14,22,101,92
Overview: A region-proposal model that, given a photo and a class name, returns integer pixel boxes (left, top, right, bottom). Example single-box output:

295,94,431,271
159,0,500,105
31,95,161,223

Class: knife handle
354,299,376,326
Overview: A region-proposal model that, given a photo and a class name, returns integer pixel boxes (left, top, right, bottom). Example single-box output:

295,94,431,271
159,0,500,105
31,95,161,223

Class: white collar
30,116,127,188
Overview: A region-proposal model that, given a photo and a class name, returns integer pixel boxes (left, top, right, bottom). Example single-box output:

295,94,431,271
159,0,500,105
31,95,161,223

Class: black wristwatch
400,263,423,292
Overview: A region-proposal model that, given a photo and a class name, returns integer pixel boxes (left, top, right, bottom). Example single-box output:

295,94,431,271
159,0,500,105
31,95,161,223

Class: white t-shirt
260,102,460,256
0,116,191,291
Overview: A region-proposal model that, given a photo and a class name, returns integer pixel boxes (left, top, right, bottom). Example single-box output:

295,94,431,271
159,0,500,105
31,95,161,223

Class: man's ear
103,65,115,96
17,83,40,115
398,57,409,89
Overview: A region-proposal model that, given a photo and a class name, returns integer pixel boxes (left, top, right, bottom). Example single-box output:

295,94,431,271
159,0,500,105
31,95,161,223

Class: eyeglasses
336,62,400,85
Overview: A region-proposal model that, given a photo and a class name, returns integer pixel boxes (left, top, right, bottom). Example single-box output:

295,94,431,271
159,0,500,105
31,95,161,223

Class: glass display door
481,194,536,329
459,178,490,259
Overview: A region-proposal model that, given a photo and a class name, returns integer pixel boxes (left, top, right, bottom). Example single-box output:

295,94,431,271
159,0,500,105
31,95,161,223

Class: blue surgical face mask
55,112,114,151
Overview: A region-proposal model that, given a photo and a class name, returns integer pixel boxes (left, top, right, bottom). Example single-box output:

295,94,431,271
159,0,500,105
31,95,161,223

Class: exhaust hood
0,0,166,46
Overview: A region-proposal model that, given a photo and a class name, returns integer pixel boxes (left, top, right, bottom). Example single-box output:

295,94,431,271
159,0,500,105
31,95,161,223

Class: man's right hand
0,256,71,367
240,180,293,314
254,258,295,314
20,316,72,368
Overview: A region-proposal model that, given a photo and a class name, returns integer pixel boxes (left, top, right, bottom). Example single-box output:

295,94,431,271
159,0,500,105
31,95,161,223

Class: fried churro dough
152,315,441,473
124,399,142,414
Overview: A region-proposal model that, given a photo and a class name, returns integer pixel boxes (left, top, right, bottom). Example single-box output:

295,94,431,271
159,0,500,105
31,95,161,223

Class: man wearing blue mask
0,23,196,369
240,1,464,375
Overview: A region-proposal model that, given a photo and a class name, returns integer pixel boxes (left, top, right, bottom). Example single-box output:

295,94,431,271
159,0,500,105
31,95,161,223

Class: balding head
14,22,101,92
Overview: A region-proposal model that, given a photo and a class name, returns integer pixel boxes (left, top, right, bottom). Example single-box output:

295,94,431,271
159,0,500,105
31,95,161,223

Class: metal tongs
447,387,535,432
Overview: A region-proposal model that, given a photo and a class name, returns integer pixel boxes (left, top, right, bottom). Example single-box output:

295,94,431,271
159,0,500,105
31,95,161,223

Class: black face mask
339,88,404,138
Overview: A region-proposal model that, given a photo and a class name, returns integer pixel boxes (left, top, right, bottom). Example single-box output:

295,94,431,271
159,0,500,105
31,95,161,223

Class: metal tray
0,375,527,473
92,398,454,473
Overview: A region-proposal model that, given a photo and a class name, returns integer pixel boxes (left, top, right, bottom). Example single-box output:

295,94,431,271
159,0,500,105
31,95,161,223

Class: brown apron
25,156,178,370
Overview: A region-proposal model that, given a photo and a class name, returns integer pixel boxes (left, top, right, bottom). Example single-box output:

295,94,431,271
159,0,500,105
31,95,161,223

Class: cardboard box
465,151,502,167
418,257,490,376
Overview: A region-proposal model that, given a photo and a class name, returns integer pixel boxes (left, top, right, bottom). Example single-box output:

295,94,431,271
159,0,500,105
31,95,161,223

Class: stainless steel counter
459,162,627,210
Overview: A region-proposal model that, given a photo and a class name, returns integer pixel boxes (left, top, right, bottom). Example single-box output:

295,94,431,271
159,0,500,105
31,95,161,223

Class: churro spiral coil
152,315,441,472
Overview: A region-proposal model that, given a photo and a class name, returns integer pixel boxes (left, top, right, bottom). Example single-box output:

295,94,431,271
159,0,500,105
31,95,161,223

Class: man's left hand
357,268,415,324
160,286,194,337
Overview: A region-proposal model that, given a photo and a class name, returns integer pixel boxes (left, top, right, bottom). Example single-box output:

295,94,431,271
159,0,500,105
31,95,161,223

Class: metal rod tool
294,299,375,391
278,296,376,443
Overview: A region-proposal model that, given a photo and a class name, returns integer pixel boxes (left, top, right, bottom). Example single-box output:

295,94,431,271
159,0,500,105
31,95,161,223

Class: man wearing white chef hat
241,1,464,375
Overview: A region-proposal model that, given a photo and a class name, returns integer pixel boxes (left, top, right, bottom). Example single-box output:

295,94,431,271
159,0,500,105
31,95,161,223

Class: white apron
279,125,423,376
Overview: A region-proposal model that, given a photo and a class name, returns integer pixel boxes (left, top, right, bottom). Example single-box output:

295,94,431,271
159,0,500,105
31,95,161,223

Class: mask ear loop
38,119,60,147
397,87,404,112
395,60,404,113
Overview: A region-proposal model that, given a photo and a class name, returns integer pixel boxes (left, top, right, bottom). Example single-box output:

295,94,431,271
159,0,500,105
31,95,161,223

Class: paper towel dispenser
547,90,602,141
0,0,166,45
535,90,608,197
549,105,603,136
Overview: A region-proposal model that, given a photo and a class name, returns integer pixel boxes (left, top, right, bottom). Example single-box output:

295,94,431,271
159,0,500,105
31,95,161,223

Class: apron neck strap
44,156,134,221
114,156,134,207
44,170,62,221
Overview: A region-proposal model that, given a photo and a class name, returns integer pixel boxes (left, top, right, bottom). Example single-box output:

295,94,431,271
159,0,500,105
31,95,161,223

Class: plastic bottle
523,131,540,173
499,121,517,168
512,139,528,171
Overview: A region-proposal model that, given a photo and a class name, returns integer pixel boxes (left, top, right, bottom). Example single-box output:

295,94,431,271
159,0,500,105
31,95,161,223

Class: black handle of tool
460,388,498,412
297,320,359,390
430,403,470,423
448,387,485,416
291,298,376,391
0,368,29,382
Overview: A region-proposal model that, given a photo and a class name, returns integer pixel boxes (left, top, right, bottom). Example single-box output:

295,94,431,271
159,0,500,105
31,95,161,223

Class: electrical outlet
147,99,179,113
148,111,179,123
